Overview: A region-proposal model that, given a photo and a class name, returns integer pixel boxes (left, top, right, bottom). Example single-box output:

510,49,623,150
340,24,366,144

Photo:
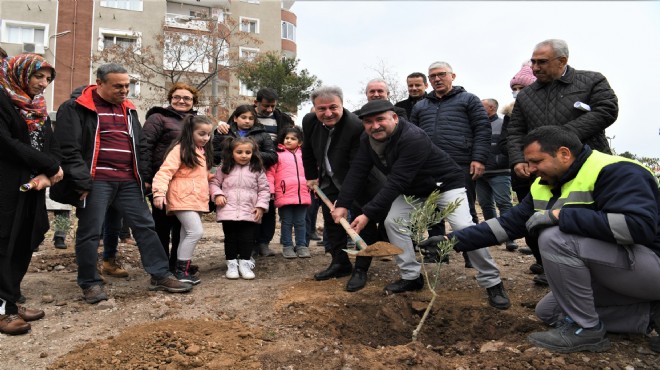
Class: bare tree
93,15,259,115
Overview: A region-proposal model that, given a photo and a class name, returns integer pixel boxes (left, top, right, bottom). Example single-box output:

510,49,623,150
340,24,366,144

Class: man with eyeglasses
507,38,618,182
410,61,508,307
52,63,193,304
411,61,491,226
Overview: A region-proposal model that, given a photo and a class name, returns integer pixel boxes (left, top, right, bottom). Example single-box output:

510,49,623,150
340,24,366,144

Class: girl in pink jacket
266,127,312,259
209,137,270,280
152,115,214,286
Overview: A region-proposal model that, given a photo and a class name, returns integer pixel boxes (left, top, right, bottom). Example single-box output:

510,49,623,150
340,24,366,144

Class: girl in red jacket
152,115,214,285
266,127,312,259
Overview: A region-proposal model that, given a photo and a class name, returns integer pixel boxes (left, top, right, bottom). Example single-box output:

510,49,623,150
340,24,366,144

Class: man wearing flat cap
331,101,510,308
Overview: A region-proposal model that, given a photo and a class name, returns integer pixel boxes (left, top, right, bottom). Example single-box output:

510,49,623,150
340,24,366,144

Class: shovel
313,185,403,257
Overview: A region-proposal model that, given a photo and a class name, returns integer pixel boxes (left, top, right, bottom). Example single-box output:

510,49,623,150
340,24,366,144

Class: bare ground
2,212,659,369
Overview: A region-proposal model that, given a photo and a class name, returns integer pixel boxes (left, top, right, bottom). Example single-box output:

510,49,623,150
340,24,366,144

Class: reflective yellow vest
530,151,648,211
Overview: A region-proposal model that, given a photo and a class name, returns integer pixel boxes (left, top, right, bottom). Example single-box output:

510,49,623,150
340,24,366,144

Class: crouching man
332,100,509,309
421,126,660,353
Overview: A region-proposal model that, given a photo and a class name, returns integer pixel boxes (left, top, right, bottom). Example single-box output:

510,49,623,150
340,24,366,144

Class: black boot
175,260,201,285
314,261,352,280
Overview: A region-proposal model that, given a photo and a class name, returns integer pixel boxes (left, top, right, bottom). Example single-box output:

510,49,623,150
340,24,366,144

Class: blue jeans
475,174,513,220
279,205,308,247
102,206,122,258
74,181,170,289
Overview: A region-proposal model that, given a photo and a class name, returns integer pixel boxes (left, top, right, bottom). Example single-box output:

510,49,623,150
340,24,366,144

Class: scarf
0,54,55,132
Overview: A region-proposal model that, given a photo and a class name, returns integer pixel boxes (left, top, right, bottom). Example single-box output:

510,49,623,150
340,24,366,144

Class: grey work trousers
384,188,502,288
535,226,660,333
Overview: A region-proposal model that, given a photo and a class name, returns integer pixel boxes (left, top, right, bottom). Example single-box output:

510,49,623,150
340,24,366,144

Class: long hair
229,104,260,127
221,137,264,174
276,126,303,151
165,115,214,170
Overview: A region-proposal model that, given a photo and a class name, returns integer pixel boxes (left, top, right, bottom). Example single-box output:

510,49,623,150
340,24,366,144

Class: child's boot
175,260,201,285
225,259,239,279
238,259,255,280
296,245,311,258
282,246,297,259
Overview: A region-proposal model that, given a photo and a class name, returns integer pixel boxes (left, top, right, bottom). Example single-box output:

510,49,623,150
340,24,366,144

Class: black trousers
319,189,378,271
149,195,181,272
0,193,39,315
223,221,256,260
255,199,276,248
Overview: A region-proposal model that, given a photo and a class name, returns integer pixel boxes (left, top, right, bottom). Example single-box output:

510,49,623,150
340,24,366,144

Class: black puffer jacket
212,121,277,169
507,65,618,166
142,106,196,183
409,86,491,167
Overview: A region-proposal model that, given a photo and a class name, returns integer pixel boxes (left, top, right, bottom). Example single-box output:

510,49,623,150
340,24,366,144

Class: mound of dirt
2,212,659,369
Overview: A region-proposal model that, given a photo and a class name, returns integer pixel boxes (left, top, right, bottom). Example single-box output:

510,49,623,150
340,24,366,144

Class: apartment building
0,0,297,117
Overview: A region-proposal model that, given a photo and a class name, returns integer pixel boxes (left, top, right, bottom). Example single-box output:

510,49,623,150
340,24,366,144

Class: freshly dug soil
2,212,658,369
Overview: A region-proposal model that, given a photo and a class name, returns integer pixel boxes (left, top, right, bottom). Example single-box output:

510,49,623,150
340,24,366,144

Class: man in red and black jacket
52,63,192,304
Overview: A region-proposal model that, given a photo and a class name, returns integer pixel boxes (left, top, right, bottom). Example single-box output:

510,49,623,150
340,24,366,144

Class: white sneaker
225,259,239,279
238,259,255,280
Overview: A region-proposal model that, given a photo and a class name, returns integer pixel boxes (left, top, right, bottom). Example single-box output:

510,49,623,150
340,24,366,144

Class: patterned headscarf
0,53,55,132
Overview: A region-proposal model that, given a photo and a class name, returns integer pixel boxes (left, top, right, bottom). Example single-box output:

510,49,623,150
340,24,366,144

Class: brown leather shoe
17,306,45,322
0,314,30,335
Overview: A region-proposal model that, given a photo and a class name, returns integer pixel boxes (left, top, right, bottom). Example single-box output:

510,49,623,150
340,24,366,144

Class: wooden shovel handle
313,185,368,250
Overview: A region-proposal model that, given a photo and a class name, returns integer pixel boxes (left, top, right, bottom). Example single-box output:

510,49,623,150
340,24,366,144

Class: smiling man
332,100,510,308
410,61,491,226
301,86,382,292
507,38,618,182
395,72,428,119
421,126,660,353
52,63,192,304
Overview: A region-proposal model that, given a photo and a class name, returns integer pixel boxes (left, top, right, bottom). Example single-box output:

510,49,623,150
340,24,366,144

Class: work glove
417,235,447,260
525,210,558,237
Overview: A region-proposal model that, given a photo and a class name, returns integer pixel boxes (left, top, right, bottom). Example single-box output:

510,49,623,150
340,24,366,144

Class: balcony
165,13,211,31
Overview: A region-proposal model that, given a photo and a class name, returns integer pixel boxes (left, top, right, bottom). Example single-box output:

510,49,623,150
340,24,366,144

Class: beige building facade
0,0,297,118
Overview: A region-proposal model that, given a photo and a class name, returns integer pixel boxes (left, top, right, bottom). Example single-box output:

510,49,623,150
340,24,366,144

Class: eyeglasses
172,95,193,102
428,72,452,80
530,57,561,66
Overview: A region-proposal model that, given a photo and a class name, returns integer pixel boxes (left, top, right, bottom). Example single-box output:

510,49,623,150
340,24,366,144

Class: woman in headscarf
142,82,201,274
0,53,63,335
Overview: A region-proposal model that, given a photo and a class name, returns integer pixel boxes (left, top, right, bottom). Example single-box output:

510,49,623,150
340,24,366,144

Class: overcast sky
291,1,660,157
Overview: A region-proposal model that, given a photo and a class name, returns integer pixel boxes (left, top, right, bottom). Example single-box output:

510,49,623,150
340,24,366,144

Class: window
239,17,259,34
163,32,214,73
281,21,295,42
100,0,143,11
239,47,259,62
0,20,48,45
239,81,255,97
98,29,141,52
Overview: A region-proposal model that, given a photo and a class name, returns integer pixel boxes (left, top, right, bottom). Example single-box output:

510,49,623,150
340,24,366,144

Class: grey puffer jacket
409,86,491,167
507,65,618,166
